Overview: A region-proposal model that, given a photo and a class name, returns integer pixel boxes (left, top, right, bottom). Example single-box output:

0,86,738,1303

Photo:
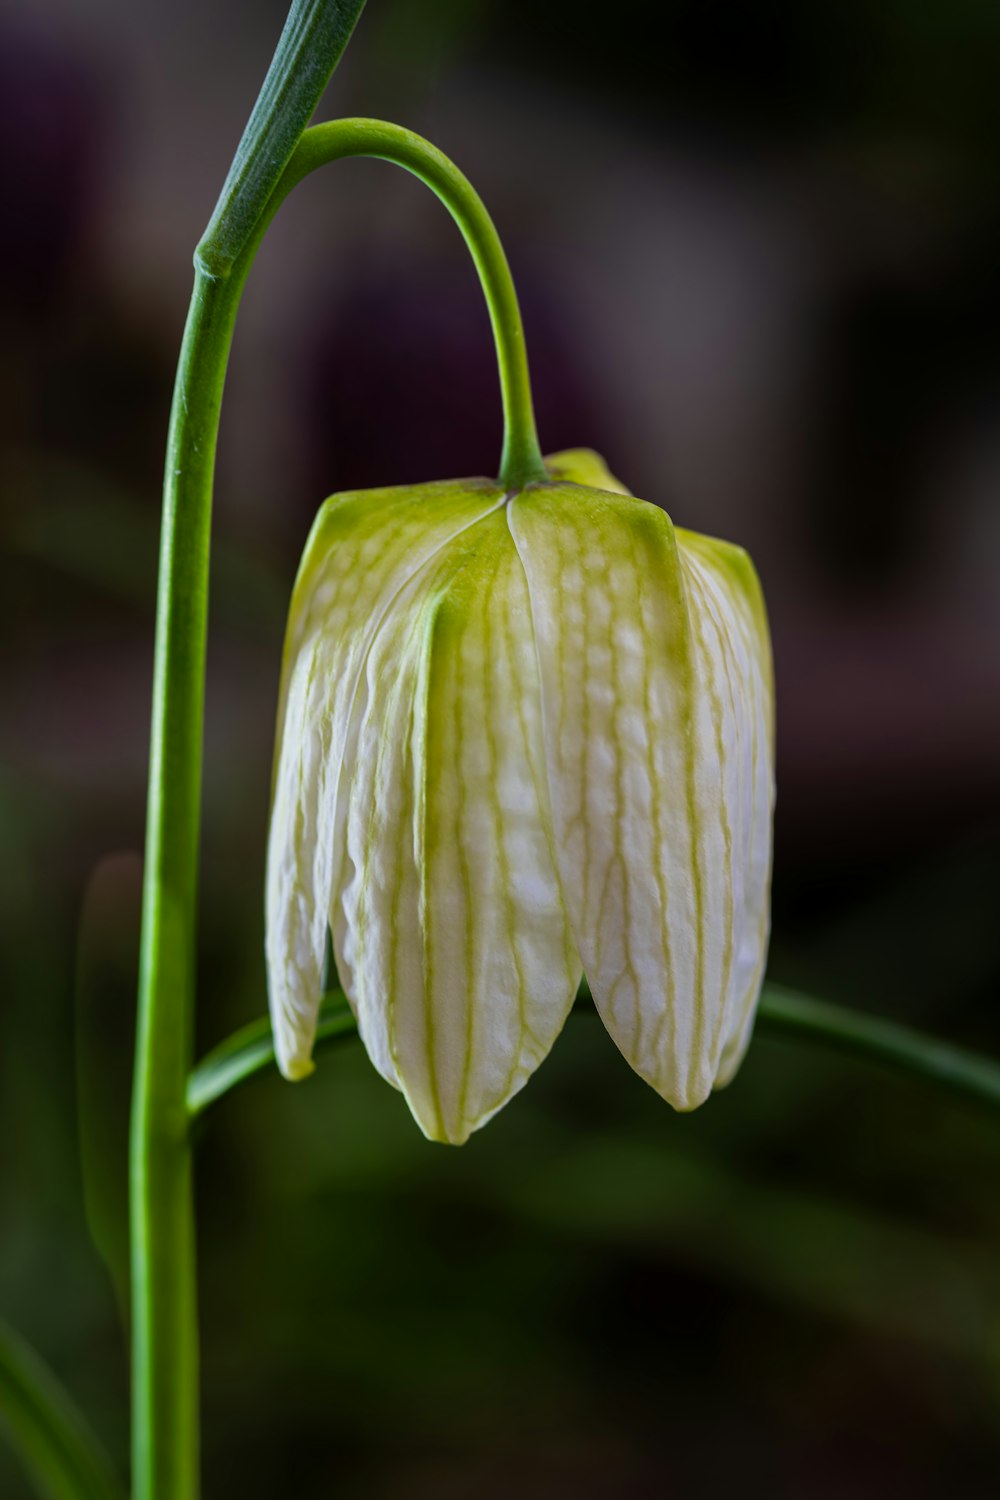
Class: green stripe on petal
509,485,775,1110
331,506,581,1143
265,479,505,1081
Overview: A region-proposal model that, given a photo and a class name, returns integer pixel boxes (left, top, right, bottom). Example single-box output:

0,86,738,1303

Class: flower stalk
131,264,240,1500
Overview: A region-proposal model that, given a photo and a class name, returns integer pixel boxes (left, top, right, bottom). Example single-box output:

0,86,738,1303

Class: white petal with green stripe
331,504,581,1142
266,450,774,1134
509,478,774,1108
677,528,774,1087
266,479,506,1082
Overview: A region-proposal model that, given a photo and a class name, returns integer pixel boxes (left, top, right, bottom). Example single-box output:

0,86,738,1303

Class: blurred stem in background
0,1322,124,1500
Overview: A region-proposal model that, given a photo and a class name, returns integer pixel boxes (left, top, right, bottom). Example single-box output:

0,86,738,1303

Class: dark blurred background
3,0,1000,1495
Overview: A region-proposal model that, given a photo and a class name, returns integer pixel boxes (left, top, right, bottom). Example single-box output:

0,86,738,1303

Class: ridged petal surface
267,449,774,1134
677,527,774,1087
509,481,774,1108
331,506,581,1142
266,479,506,1080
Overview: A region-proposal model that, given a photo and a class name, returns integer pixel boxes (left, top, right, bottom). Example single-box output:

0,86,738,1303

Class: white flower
266,449,775,1143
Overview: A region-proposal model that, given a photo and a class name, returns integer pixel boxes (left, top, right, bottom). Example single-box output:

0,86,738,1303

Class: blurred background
2,0,1000,1494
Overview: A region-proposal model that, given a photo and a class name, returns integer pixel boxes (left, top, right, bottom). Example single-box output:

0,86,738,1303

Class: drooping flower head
266,449,774,1143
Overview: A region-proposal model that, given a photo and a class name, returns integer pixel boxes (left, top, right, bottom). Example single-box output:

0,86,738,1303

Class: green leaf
187,982,1000,1121
0,1320,124,1500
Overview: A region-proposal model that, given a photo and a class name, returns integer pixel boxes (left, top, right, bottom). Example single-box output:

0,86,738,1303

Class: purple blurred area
1,3,999,1497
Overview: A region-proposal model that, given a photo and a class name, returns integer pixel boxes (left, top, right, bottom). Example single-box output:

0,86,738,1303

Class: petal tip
280,1054,316,1083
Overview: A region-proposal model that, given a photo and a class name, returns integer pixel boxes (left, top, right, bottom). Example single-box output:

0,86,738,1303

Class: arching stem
278,121,547,488
132,117,546,1500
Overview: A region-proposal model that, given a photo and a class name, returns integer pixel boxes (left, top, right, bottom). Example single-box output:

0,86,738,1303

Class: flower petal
509,484,774,1109
543,448,632,495
266,479,505,1081
676,527,774,1087
332,505,581,1143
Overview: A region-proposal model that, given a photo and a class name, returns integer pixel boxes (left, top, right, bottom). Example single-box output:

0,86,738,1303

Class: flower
265,449,775,1144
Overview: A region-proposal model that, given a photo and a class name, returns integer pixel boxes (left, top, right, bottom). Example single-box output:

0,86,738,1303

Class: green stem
287,120,547,487
0,1319,125,1500
188,982,1000,1122
131,269,243,1500
754,983,1000,1108
188,992,358,1119
134,116,546,1500
197,0,368,275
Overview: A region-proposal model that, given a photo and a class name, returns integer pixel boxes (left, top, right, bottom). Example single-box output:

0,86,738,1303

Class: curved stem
282,120,547,488
754,983,1000,1108
188,983,1000,1123
188,992,357,1119
134,116,546,1500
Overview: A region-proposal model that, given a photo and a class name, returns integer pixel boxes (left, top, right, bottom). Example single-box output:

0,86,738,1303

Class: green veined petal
509,484,774,1109
266,478,505,1081
332,505,581,1143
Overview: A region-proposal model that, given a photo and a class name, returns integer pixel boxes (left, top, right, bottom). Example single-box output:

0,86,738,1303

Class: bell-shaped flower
265,449,774,1144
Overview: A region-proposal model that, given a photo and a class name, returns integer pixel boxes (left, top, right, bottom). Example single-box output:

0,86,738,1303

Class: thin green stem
197,0,367,275
134,116,546,1500
755,983,1000,1109
284,120,547,487
188,982,1000,1122
131,268,244,1500
0,1319,125,1500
